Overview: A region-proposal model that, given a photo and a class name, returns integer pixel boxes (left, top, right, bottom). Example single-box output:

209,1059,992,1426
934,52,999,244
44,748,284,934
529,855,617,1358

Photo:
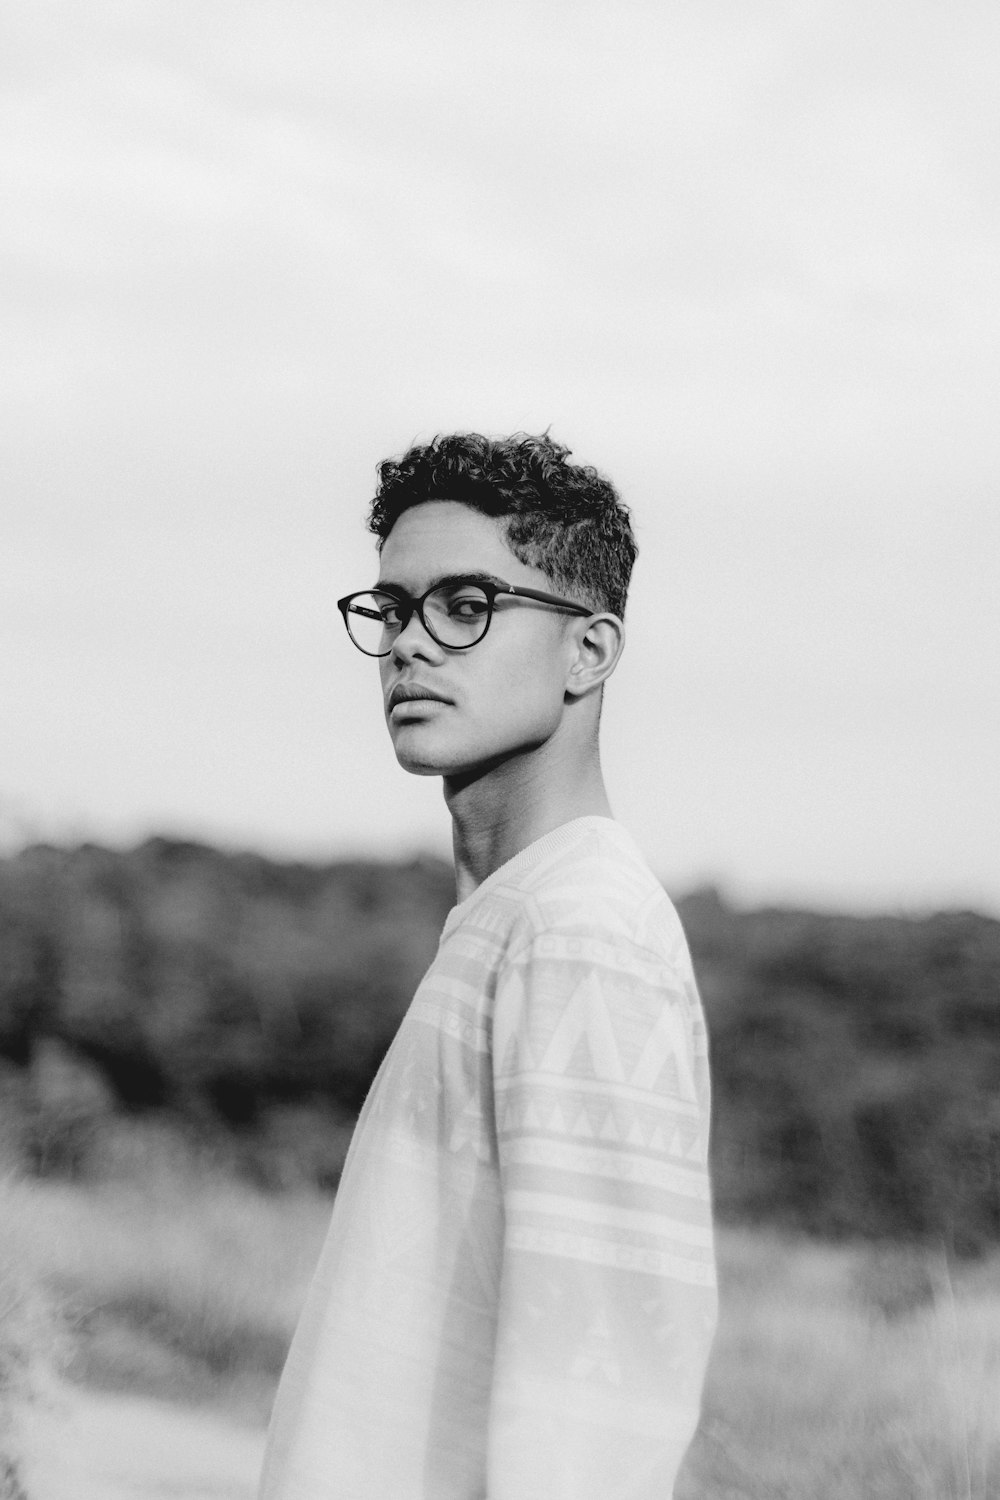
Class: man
258,432,717,1500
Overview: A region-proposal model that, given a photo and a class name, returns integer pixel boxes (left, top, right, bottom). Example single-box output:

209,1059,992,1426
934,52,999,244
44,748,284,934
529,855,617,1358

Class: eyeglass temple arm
505,584,593,616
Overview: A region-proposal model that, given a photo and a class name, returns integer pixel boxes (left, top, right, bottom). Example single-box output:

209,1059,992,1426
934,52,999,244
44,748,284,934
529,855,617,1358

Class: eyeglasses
337,575,593,657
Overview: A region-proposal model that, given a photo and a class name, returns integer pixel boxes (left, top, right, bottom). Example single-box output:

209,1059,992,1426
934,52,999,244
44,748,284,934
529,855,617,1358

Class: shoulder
509,820,692,974
490,826,708,1092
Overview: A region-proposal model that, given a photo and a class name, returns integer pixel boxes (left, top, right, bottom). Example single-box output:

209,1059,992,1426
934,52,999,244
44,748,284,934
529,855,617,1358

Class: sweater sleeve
486,919,717,1500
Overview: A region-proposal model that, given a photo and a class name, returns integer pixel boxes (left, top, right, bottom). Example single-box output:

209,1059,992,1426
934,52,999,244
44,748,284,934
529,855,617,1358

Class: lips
387,683,451,712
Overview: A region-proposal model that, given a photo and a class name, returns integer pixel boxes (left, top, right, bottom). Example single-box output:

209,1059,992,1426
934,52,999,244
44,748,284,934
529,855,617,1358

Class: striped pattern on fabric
257,817,717,1500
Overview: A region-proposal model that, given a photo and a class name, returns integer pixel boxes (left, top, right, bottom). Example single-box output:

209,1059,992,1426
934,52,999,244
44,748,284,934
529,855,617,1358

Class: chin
388,713,554,780
396,739,539,786
389,726,453,777
394,750,446,777
390,730,493,780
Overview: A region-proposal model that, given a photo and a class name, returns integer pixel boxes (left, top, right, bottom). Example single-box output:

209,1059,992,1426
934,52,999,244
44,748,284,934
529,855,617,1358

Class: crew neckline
441,815,627,940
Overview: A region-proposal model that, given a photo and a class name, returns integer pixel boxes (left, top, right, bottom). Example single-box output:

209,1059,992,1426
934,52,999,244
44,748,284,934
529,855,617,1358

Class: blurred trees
683,888,1000,1251
1,842,998,1249
0,840,453,1188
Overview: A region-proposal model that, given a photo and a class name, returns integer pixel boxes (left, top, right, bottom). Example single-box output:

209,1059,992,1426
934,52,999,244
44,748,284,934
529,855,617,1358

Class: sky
3,0,998,914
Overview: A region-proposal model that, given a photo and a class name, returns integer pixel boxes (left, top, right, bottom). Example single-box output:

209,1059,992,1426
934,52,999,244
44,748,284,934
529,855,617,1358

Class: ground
20,1386,265,1500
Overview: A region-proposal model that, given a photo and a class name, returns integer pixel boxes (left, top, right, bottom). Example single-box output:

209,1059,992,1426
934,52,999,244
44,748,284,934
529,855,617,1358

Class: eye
379,600,404,626
447,591,490,620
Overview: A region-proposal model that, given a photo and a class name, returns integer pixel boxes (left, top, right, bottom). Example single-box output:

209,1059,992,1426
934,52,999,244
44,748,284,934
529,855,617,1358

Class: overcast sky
3,0,998,913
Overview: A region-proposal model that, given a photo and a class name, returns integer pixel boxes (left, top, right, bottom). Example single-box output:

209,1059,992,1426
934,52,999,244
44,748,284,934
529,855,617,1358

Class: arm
486,922,717,1500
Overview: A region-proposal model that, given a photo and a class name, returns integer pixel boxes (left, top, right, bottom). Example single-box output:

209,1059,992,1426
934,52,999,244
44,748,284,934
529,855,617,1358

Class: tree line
1,838,997,1251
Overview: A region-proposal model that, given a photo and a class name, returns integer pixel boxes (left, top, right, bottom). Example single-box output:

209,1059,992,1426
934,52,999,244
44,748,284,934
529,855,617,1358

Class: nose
389,607,445,666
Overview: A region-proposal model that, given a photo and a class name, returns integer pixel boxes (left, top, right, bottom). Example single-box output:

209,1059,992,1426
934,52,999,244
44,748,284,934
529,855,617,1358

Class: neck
445,733,613,903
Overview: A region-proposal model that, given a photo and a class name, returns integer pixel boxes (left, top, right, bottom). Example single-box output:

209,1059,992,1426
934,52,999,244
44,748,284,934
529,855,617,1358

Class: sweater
258,816,717,1500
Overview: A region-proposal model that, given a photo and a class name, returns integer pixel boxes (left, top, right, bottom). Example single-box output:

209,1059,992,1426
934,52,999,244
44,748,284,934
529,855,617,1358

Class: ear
565,613,625,699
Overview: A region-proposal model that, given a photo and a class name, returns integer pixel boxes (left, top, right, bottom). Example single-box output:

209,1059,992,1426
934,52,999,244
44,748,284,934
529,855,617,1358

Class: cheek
469,647,566,728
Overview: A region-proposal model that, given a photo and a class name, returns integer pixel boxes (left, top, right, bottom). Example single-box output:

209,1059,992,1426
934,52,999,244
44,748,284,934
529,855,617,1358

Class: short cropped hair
367,432,637,618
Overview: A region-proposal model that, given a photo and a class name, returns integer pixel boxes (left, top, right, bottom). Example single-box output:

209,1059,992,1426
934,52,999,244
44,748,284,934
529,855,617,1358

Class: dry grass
679,1231,1000,1499
0,1169,329,1421
2,1166,999,1497
0,1217,65,1500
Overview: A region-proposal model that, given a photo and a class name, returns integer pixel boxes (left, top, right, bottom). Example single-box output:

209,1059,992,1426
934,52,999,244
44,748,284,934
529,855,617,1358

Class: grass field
681,1233,1000,1500
0,1168,329,1422
2,1167,999,1499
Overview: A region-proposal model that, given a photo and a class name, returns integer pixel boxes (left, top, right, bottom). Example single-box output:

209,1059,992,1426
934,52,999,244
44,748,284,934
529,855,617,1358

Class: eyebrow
372,570,505,596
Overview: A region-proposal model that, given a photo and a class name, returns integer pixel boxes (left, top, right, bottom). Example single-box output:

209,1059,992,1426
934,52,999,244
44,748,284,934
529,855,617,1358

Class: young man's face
375,501,583,779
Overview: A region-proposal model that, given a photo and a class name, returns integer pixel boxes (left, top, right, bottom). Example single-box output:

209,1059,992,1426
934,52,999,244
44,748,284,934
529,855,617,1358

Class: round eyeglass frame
336,577,594,657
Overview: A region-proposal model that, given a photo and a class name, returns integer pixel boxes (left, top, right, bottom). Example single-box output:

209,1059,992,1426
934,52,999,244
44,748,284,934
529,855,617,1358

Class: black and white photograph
2,3,998,1497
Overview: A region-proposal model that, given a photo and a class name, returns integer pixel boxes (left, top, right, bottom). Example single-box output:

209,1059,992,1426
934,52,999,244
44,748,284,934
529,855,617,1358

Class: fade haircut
367,432,637,618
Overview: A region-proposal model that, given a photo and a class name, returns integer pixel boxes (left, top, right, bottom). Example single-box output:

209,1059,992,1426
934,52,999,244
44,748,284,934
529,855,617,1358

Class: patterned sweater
257,816,717,1500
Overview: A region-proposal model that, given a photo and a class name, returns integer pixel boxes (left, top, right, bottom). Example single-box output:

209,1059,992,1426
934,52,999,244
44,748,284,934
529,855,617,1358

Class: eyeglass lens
345,583,493,655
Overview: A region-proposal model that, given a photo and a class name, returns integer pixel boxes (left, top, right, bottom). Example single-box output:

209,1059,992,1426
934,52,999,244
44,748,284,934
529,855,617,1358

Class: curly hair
367,432,637,618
